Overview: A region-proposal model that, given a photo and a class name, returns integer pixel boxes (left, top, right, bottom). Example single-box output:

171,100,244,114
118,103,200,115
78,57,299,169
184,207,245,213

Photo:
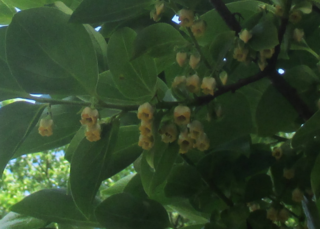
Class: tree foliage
0,0,320,228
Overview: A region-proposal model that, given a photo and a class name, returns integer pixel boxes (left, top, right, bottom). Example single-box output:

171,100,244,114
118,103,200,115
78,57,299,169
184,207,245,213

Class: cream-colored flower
260,48,275,59
138,134,154,150
155,2,164,16
191,20,206,37
293,28,304,42
219,71,228,85
289,10,302,23
159,123,178,143
195,132,210,151
292,188,304,202
201,77,216,95
176,52,187,67
275,5,283,17
174,105,191,125
283,168,295,179
258,57,267,71
272,147,282,160
137,102,154,121
239,29,252,43
186,74,200,93
80,107,99,127
178,129,193,154
139,120,153,137
85,123,101,142
172,75,186,88
266,207,278,221
278,208,289,223
233,47,249,62
178,9,194,27
188,120,203,139
38,118,53,137
189,54,200,69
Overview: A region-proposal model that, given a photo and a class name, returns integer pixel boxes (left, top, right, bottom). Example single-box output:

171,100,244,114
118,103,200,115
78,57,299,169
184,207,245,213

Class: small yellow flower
178,9,194,27
201,77,216,95
178,129,193,154
239,29,252,43
155,2,164,16
139,120,152,137
283,168,295,179
191,20,206,37
289,10,302,23
159,123,178,143
260,48,275,59
186,74,200,93
293,28,304,42
258,57,267,71
275,5,284,17
176,52,187,67
137,102,154,121
151,11,161,22
195,132,210,151
188,120,203,139
266,207,278,221
172,75,186,88
38,119,53,137
272,147,282,160
80,107,99,127
189,54,200,69
278,208,289,223
138,135,154,150
85,123,101,142
292,188,304,202
233,47,249,62
219,71,228,85
174,105,191,126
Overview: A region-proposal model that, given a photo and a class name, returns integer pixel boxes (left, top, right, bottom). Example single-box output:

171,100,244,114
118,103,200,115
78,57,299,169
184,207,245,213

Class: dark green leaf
0,0,15,25
311,153,320,199
123,173,148,200
247,210,274,229
101,173,136,197
244,174,273,202
221,204,249,229
0,212,47,229
302,195,320,229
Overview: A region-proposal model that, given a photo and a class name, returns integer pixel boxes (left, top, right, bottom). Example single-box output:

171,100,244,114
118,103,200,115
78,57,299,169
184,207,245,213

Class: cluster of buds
178,9,206,37
151,1,165,21
267,207,289,223
38,118,53,137
80,107,101,142
275,2,312,23
137,102,154,150
176,51,201,70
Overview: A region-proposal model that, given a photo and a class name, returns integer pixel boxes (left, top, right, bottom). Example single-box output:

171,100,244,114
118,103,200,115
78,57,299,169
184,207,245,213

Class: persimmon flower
278,208,289,223
289,10,302,23
219,71,228,85
155,2,164,16
191,20,206,37
139,120,152,137
176,52,187,67
258,58,267,71
85,123,101,142
239,29,252,43
201,77,216,95
138,135,154,150
159,123,178,143
186,74,200,93
174,105,191,125
178,9,194,27
172,75,186,88
80,107,99,127
275,5,283,17
266,207,278,221
196,133,210,151
38,119,53,137
233,47,249,62
189,54,200,69
272,147,282,160
137,102,154,121
293,28,304,42
151,11,161,22
260,48,275,59
178,129,193,154
188,120,203,139
292,188,304,202
283,168,295,179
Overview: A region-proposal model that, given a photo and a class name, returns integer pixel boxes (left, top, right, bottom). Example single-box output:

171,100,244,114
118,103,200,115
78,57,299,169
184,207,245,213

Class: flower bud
292,188,304,202
172,75,186,88
38,118,53,137
178,129,193,154
176,52,187,67
139,120,152,137
201,77,216,95
155,2,164,16
189,54,200,69
188,120,203,139
80,107,99,127
138,135,154,150
137,102,154,121
272,147,282,160
219,71,228,85
195,133,210,151
293,28,304,42
191,20,206,37
247,202,260,212
278,208,289,223
275,5,284,17
233,47,249,62
266,207,278,221
178,9,194,27
289,10,302,23
85,123,101,142
283,168,295,179
239,29,252,43
159,123,178,143
186,74,200,93
174,105,191,126
258,57,267,71
260,48,275,59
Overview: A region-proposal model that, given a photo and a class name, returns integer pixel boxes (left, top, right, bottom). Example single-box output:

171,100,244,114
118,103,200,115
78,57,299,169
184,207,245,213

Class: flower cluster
266,207,289,223
38,118,53,137
178,9,206,37
137,102,154,150
80,107,101,142
176,51,201,70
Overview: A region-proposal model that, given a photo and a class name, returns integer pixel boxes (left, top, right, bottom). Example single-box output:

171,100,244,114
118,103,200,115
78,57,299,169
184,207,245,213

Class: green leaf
221,204,249,229
123,174,148,200
247,210,274,229
0,102,45,176
10,189,100,227
0,0,15,25
0,212,47,229
101,173,136,197
95,193,170,229
70,120,120,217
6,7,98,96
165,164,203,198
209,31,235,65
244,174,273,202
290,40,320,60
311,153,320,199
107,27,157,100
70,0,153,24
133,23,188,59
302,195,320,229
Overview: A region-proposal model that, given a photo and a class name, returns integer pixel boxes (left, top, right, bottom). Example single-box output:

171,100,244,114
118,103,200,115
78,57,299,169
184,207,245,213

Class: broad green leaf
244,174,273,202
221,204,249,229
133,23,188,59
311,153,320,199
302,195,320,229
209,31,235,66
172,0,203,9
0,102,45,176
95,193,170,229
15,100,81,157
123,173,148,200
70,120,120,217
165,164,203,198
0,0,15,25
6,7,98,96
107,27,157,100
0,212,47,229
70,0,153,24
64,125,86,162
10,189,100,227
290,40,320,60
3,0,81,10
101,173,135,197
247,210,274,229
